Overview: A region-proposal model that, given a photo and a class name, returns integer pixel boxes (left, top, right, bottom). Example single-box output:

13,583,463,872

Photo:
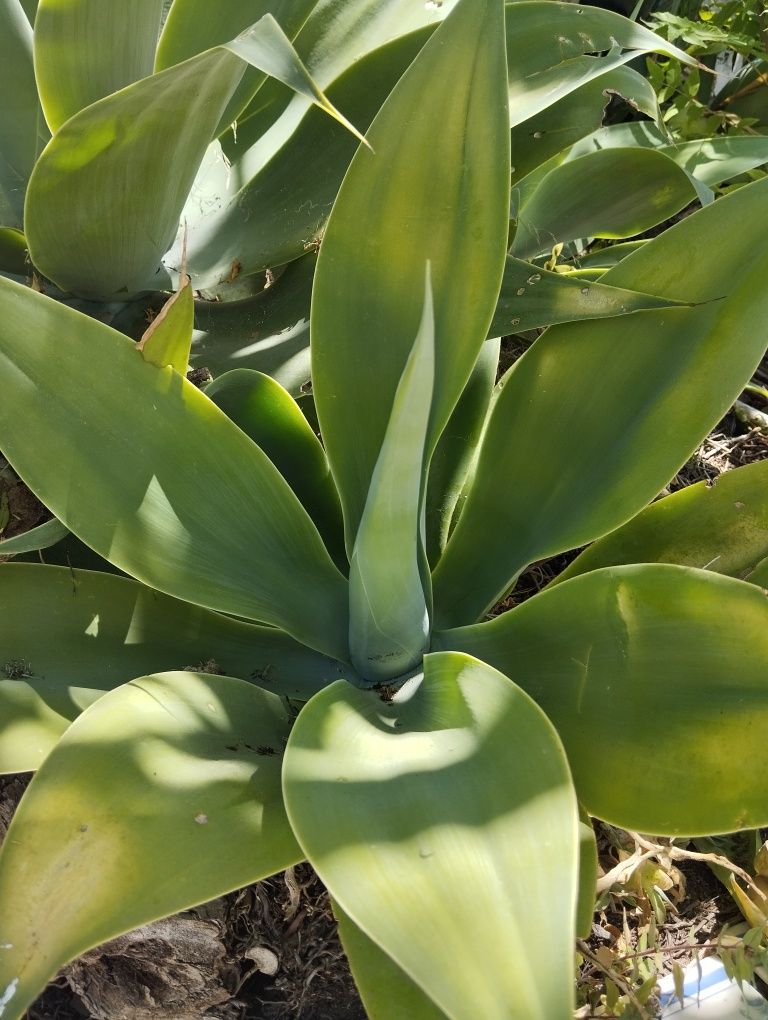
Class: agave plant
2,0,768,1017
1,0,718,563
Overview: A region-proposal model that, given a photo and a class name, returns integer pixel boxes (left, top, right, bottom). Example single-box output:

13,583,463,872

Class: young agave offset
1,1,768,1017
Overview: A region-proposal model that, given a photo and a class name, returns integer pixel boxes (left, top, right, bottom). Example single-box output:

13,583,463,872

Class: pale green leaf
312,0,510,552
170,28,430,291
488,255,684,336
155,0,317,137
33,0,164,133
0,227,27,276
511,148,698,259
0,279,349,659
426,338,499,566
25,15,360,300
505,2,693,129
335,902,448,1019
557,460,768,586
436,565,768,834
509,64,660,185
577,811,598,940
433,177,768,627
283,651,579,1019
112,256,315,393
0,671,301,1020
205,368,345,568
0,516,68,556
0,0,45,226
137,277,194,375
348,270,434,681
0,562,345,772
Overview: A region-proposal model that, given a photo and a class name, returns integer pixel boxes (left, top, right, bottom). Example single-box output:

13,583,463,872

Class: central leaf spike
348,266,435,682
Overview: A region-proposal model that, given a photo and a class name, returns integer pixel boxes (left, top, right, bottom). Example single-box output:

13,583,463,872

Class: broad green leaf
283,651,579,1019
334,903,447,1020
511,148,698,259
0,279,349,659
205,368,345,568
155,0,317,137
278,0,452,91
505,2,693,129
137,276,193,375
568,123,768,190
488,255,684,336
437,566,768,834
663,135,768,188
574,240,647,271
0,0,44,226
509,64,660,184
33,0,165,133
433,177,768,627
169,1,689,293
312,0,510,552
0,563,343,772
25,15,359,300
192,257,313,391
750,557,768,587
557,460,768,586
112,256,315,394
577,812,598,940
0,227,27,276
0,515,68,555
170,27,430,291
426,338,499,567
348,272,434,681
0,671,301,1020
26,45,242,298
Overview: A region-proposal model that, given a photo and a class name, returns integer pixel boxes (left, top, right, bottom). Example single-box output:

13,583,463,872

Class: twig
576,939,652,1020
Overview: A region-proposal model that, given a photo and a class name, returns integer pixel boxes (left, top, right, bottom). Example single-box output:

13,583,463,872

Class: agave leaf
0,227,27,276
509,64,659,185
0,671,302,1020
567,123,768,190
283,651,578,1019
662,135,768,188
169,28,431,291
511,148,699,260
0,0,45,226
155,0,318,137
348,270,434,681
334,902,448,1019
425,338,499,567
433,177,768,627
112,255,315,393
173,1,692,294
505,2,693,128
205,368,345,569
574,241,647,271
0,563,344,773
556,460,768,586
137,275,194,375
0,279,349,659
577,812,598,940
25,15,359,300
489,255,684,335
192,257,314,391
0,515,68,556
437,565,768,835
33,0,165,133
313,0,509,553
749,556,768,586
